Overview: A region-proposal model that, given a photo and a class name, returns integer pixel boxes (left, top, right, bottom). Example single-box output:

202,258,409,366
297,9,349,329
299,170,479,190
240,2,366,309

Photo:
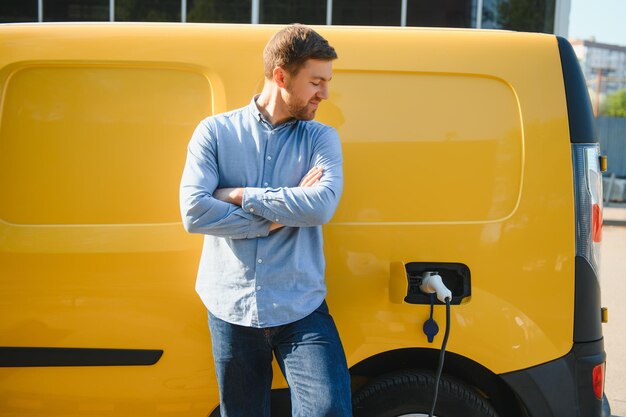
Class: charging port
404,262,471,305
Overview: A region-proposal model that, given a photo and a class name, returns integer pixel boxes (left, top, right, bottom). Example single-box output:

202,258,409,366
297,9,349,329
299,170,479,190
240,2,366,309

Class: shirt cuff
243,187,265,215
242,187,281,225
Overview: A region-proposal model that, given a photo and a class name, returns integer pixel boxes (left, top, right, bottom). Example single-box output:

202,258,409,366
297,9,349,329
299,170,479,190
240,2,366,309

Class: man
179,24,351,417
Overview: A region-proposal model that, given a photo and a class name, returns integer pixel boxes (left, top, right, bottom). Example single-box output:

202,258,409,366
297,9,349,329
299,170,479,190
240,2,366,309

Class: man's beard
285,87,318,121
287,97,317,121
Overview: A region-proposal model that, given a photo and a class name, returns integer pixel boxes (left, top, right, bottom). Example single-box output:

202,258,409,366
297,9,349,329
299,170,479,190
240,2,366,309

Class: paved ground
602,205,626,416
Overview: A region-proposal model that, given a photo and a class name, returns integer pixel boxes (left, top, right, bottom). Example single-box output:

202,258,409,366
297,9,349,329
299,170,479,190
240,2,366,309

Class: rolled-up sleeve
179,120,272,239
241,127,343,227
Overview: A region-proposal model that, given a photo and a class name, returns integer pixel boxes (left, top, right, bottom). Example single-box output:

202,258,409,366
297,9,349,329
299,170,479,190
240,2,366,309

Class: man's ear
273,66,288,88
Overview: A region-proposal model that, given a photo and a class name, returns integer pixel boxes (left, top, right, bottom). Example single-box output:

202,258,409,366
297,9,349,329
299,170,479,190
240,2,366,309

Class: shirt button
275,218,279,222
256,234,261,237
267,155,272,160
257,259,263,264
248,207,254,213
263,182,269,187
256,285,262,290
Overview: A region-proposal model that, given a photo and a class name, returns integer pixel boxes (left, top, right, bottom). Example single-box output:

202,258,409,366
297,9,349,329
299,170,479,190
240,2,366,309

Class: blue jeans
208,301,352,417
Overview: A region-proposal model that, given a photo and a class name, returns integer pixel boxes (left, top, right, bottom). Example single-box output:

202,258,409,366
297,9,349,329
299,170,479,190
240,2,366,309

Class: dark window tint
407,0,474,28
260,0,325,25
187,0,251,23
116,0,180,22
43,0,109,21
482,0,555,33
332,0,401,26
1,0,38,22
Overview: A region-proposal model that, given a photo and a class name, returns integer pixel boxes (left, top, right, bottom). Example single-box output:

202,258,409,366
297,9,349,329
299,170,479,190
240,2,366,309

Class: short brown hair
263,24,338,79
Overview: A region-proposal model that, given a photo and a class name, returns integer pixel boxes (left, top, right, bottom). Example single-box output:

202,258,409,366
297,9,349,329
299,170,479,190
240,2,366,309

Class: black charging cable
429,297,451,417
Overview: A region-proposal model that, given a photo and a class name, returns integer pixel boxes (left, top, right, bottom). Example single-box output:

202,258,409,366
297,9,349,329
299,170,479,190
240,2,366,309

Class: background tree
601,90,626,117
187,0,250,23
115,0,179,22
496,0,555,33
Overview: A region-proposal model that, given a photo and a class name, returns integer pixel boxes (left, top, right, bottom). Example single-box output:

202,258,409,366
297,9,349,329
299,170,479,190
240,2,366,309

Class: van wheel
352,371,499,417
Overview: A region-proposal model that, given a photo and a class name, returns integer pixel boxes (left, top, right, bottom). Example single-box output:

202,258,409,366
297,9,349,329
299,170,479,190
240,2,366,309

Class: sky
568,0,626,45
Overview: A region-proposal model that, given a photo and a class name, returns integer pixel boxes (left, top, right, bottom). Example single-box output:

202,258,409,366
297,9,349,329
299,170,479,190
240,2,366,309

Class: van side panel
324,28,574,375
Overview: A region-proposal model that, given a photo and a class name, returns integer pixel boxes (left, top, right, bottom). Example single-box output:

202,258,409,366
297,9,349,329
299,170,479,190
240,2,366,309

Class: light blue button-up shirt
180,97,343,327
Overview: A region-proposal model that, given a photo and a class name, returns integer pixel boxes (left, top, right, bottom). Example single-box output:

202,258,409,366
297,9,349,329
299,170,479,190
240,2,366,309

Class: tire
353,370,499,417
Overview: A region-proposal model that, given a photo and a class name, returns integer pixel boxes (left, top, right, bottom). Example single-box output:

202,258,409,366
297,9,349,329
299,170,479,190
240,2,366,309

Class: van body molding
0,347,163,367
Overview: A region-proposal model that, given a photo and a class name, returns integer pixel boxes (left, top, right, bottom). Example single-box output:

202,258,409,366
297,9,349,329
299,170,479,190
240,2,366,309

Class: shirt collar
249,95,298,129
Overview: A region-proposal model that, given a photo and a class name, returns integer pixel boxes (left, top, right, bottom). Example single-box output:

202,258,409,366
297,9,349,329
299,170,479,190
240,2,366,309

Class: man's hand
299,166,323,187
213,166,323,231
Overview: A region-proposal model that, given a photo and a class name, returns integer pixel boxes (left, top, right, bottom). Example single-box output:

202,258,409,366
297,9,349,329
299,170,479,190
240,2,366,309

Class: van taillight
572,144,603,273
592,203,603,243
592,363,605,400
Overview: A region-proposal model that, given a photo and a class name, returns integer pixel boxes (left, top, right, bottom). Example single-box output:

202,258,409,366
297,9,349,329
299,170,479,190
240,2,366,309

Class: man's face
282,59,333,121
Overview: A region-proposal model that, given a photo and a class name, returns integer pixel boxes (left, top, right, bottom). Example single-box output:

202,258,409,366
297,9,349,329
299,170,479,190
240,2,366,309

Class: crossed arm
212,166,324,232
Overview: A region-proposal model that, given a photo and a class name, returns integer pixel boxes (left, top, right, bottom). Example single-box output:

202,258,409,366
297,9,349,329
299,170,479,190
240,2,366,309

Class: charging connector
419,271,452,304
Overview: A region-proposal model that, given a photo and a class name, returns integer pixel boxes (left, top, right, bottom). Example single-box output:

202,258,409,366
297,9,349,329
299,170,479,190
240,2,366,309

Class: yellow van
0,23,608,417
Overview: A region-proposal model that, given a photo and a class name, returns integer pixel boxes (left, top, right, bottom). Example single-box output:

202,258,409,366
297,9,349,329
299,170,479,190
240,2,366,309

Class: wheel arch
349,348,527,417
